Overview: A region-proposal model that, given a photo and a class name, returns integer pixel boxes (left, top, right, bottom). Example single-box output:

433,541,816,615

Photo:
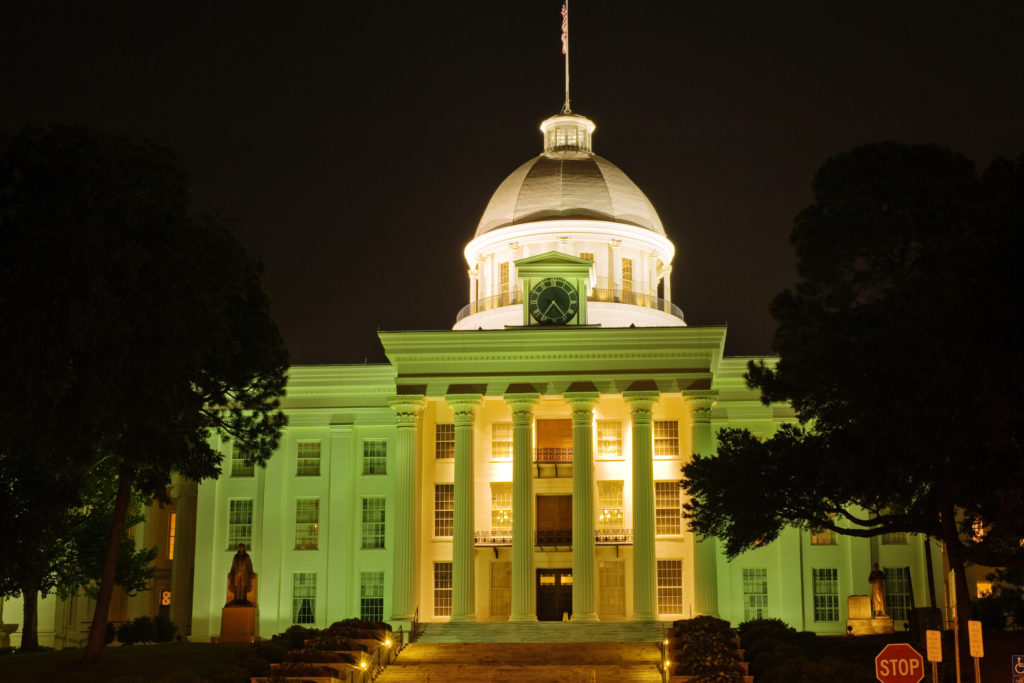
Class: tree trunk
940,501,974,679
81,464,134,662
19,584,39,652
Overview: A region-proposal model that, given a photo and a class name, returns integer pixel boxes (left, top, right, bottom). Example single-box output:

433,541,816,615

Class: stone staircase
376,622,666,682
376,641,663,682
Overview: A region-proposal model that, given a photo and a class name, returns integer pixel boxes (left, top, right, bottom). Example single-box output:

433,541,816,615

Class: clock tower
514,251,594,326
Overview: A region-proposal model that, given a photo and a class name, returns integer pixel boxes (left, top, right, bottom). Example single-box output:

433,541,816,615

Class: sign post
926,629,942,683
875,642,925,683
967,620,983,683
1012,654,1024,683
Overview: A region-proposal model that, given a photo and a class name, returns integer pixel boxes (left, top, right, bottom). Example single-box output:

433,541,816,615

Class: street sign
925,630,942,662
1012,654,1024,683
875,643,925,683
967,620,984,658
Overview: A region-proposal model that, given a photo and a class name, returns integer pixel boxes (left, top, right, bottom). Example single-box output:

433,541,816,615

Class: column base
571,612,599,622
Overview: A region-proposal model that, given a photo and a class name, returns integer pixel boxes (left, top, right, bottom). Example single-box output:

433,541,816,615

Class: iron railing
595,528,633,544
475,529,513,546
536,529,572,546
534,447,573,463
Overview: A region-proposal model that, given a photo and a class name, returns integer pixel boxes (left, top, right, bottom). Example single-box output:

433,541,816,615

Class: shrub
973,597,1007,631
117,616,156,645
669,616,743,681
269,624,316,651
251,639,287,664
153,614,178,642
738,617,797,648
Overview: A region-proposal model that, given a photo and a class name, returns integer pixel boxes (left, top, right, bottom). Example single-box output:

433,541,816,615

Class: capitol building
9,105,947,647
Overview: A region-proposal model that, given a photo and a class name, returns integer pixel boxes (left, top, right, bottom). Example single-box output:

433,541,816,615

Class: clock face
528,277,579,325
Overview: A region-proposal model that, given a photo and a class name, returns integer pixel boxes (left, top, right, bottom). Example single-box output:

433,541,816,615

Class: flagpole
562,0,571,113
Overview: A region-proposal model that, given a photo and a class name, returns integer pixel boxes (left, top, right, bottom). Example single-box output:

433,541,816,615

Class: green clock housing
528,277,579,325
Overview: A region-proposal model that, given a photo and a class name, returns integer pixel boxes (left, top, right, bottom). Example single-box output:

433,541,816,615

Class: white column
468,268,478,310
685,390,718,616
566,391,599,621
662,264,673,313
625,390,659,620
505,392,539,621
169,475,198,636
448,394,481,621
610,239,622,298
388,395,424,620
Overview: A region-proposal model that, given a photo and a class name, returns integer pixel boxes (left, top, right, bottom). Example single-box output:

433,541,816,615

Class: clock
528,277,579,325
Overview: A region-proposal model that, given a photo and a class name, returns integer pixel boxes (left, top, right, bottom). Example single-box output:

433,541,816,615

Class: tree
0,126,288,660
682,143,1024,633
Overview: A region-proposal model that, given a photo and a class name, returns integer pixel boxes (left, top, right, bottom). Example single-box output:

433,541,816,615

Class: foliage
682,143,1024,626
0,125,289,659
268,624,317,651
737,617,797,648
116,614,176,645
668,616,743,680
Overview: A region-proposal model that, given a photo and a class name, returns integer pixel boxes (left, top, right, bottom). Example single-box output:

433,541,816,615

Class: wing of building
3,110,956,648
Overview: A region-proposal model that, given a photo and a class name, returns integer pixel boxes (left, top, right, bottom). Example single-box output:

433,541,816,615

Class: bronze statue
868,563,886,617
228,543,255,605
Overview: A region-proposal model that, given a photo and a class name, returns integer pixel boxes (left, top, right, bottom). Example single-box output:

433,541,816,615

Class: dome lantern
540,113,596,153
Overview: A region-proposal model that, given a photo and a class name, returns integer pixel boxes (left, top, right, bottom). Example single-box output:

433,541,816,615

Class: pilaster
625,390,659,620
685,390,719,616
447,393,482,621
505,392,540,621
388,395,424,620
565,391,600,621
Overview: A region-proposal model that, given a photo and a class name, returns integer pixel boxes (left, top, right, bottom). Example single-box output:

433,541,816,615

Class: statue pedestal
217,604,258,643
846,595,893,634
0,623,17,648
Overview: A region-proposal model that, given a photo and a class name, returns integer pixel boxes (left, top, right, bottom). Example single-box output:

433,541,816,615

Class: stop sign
875,643,925,683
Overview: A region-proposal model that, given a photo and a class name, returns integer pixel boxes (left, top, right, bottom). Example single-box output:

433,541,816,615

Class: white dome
474,113,665,238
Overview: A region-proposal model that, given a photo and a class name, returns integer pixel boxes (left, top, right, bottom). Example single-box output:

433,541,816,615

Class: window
655,482,682,535
434,484,454,537
296,441,321,477
884,566,912,622
433,562,452,617
596,420,622,458
490,562,512,618
361,497,386,549
360,571,384,622
229,441,254,477
579,252,595,262
654,420,679,457
622,257,633,293
657,560,683,614
597,481,624,530
362,439,387,475
810,528,836,545
167,512,176,560
742,568,768,621
500,262,510,304
227,499,253,550
598,561,625,617
882,532,907,544
435,424,454,459
491,423,513,459
295,498,319,550
293,572,316,624
812,568,840,622
490,483,512,530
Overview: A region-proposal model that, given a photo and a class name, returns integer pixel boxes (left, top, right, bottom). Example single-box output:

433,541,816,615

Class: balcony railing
595,528,633,544
536,530,572,546
455,280,684,322
534,447,573,463
474,528,634,547
475,529,512,546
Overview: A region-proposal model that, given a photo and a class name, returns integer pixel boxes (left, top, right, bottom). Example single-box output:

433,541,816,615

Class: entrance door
537,569,573,621
536,494,572,546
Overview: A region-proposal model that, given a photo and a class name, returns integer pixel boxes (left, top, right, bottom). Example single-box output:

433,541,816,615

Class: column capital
446,393,482,423
504,392,540,419
683,390,717,422
388,395,424,426
564,391,599,422
624,390,660,419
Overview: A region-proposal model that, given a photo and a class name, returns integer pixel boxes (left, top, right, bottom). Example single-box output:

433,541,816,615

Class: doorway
537,568,573,621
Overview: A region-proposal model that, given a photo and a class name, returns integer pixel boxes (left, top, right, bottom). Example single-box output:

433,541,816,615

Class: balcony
475,529,512,546
473,528,634,548
455,280,684,322
595,528,633,545
536,529,572,548
534,447,572,463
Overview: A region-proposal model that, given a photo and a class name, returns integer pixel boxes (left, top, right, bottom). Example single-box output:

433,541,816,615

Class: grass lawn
0,642,256,683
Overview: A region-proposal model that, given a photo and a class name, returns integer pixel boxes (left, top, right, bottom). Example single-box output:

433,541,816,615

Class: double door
537,568,573,621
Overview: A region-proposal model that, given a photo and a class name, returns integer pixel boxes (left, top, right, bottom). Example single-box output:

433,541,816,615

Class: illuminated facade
2,110,948,648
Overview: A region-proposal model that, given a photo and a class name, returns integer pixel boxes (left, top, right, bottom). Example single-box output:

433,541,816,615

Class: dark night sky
4,2,1023,364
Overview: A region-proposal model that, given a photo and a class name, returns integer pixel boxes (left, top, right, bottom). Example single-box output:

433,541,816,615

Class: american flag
561,3,568,55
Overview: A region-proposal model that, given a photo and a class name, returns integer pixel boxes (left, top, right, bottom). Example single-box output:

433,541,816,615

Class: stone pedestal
0,623,17,648
218,604,258,643
846,594,894,635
